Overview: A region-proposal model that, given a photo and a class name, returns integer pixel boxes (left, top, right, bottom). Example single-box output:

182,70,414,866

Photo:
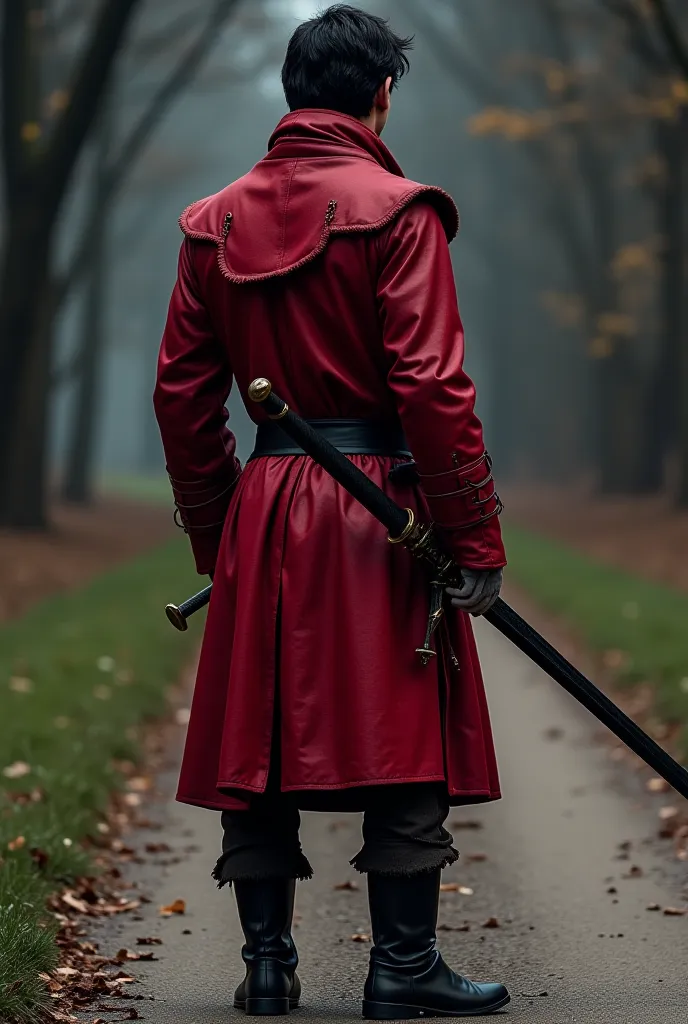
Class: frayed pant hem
349,846,459,877
211,851,314,889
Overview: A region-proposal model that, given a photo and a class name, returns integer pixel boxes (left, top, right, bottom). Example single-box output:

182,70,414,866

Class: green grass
98,472,171,504
0,539,201,1023
503,525,688,756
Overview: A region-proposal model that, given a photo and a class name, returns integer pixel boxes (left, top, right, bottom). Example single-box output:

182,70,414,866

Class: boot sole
362,992,511,1018
234,997,299,1015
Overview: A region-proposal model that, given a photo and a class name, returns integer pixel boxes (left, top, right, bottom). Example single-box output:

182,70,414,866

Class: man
154,4,508,1018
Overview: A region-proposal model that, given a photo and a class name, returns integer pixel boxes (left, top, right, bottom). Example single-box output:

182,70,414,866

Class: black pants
212,783,458,888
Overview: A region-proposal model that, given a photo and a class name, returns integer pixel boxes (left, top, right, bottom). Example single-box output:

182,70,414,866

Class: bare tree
0,0,141,526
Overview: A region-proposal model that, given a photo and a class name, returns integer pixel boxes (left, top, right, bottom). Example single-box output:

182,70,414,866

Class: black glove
446,569,503,617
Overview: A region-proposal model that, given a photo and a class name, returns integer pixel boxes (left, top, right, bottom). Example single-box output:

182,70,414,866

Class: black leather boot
232,879,301,1016
363,870,510,1018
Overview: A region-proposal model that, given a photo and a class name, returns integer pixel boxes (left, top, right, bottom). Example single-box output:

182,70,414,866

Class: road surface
88,616,688,1023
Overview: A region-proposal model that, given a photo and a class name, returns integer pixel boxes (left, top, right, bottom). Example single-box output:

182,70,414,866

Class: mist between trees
0,0,686,530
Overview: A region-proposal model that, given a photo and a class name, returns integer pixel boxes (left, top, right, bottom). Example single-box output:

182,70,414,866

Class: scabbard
165,378,688,802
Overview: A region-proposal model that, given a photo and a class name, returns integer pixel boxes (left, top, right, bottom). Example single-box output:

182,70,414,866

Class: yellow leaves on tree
540,292,586,329
612,243,659,280
596,312,636,338
468,102,586,141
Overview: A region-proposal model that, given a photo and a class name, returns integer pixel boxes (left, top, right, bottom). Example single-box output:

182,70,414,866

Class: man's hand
446,569,503,617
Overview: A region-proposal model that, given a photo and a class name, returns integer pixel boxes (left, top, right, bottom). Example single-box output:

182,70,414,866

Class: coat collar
267,109,406,178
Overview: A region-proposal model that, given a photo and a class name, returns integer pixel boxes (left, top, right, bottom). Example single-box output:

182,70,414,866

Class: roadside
502,488,688,761
67,617,688,1024
0,497,176,623
504,486,688,593
0,495,202,1024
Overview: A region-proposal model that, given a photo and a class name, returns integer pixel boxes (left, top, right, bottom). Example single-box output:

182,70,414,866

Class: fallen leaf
127,777,151,793
663,906,687,916
603,649,627,670
144,843,171,854
8,835,26,851
622,865,643,879
607,886,618,894
350,933,371,942
438,923,470,932
62,892,90,915
450,819,483,830
658,806,679,821
466,853,488,863
482,916,500,928
175,708,191,725
30,847,49,869
440,883,458,892
159,898,186,916
9,676,33,693
135,937,162,946
55,967,80,978
458,886,474,896
115,950,138,962
2,760,31,778
334,880,359,891
646,903,661,911
646,777,669,793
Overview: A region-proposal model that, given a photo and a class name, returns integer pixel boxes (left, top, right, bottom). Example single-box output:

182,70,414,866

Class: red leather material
154,110,504,811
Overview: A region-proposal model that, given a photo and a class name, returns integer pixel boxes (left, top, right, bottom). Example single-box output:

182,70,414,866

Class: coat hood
180,110,459,284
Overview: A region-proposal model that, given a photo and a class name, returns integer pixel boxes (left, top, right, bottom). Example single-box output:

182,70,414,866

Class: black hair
281,4,413,119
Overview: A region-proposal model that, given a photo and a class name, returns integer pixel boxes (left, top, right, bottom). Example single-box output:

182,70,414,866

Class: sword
165,378,688,801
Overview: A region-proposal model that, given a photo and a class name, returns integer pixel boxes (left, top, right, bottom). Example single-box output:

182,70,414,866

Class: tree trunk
672,110,688,504
640,120,684,495
0,204,54,524
62,98,112,504
1,277,56,528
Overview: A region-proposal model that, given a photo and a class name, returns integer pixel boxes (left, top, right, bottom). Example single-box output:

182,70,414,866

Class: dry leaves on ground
159,898,186,916
334,880,359,891
116,948,159,963
350,933,371,942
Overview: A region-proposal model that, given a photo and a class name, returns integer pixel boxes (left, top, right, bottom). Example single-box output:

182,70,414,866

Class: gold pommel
165,604,189,632
248,378,272,403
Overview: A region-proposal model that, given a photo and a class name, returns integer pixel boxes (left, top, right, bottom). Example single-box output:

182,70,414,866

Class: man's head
281,4,413,135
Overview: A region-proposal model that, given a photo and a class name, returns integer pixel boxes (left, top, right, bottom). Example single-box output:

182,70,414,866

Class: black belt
248,418,413,460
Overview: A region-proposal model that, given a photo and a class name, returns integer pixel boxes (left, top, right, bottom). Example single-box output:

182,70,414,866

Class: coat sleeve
377,200,506,570
153,239,241,575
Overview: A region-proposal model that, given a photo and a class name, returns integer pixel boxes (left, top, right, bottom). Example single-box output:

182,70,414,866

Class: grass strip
0,538,201,1023
503,525,688,757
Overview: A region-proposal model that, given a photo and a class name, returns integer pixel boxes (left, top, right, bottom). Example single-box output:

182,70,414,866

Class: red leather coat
154,110,506,812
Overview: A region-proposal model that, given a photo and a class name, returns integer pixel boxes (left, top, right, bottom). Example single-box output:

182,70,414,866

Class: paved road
89,616,688,1023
